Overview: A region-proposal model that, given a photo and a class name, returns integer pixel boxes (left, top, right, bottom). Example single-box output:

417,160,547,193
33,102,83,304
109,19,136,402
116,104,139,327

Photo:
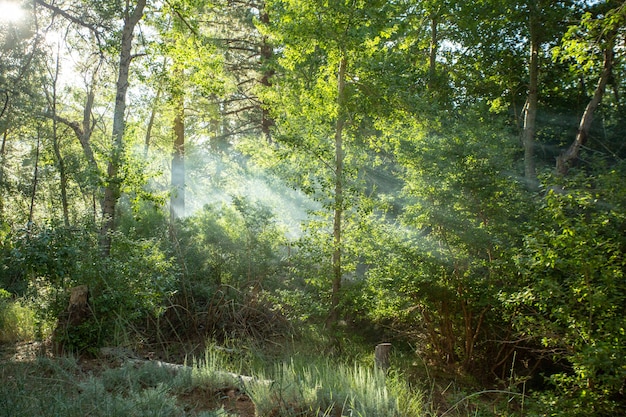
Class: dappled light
1,0,626,416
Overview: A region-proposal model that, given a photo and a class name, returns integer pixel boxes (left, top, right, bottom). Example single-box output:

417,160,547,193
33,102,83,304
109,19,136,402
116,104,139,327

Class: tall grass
246,358,424,417
1,340,423,417
0,292,38,343
0,353,241,417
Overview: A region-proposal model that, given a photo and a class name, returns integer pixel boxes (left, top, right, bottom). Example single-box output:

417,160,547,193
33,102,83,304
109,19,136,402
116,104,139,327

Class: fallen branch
99,348,271,386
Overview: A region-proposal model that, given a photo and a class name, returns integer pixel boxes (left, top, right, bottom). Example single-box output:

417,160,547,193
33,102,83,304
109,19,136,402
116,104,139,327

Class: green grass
246,358,424,417
0,354,241,417
0,293,38,343
0,342,426,417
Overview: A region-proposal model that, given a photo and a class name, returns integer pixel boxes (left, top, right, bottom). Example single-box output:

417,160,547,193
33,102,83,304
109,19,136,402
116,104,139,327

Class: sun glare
0,1,25,24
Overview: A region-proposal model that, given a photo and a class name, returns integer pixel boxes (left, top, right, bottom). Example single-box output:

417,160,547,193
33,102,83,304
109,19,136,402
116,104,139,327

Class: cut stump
52,285,91,354
375,343,392,372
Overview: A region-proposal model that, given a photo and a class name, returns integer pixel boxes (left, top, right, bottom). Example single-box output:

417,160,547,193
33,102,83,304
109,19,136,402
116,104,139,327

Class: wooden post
375,343,392,372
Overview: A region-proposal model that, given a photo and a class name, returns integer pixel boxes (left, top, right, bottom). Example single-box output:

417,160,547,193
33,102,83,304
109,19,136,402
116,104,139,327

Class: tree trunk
144,86,161,157
556,44,614,175
170,88,185,220
29,127,42,226
47,72,100,180
0,130,7,217
329,56,347,329
428,15,438,93
52,285,90,355
521,11,539,189
100,0,146,255
50,48,70,226
259,9,275,142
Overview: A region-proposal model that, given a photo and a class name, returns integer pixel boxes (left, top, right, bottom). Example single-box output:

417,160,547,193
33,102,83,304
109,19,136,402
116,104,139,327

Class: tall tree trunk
259,8,275,142
329,56,347,329
521,11,539,189
1,85,12,219
556,44,614,175
29,127,42,227
50,51,70,227
170,88,185,220
428,15,438,93
100,0,146,255
0,128,7,218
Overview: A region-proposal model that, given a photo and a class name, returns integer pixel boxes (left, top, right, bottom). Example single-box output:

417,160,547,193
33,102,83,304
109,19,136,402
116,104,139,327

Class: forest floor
0,341,257,417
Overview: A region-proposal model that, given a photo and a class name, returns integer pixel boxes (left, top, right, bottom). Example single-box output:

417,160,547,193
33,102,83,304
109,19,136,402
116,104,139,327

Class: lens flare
0,1,25,24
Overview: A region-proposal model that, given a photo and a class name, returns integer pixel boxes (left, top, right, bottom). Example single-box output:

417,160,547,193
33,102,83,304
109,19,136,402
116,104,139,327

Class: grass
0,352,242,417
245,358,423,416
0,324,531,417
0,293,38,343
0,342,427,417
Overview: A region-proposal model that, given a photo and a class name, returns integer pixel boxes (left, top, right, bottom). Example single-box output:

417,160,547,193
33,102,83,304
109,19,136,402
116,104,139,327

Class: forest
0,0,625,416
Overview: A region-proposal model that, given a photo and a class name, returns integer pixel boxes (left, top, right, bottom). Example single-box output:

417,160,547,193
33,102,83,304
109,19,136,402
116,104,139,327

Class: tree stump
52,285,91,354
375,343,392,372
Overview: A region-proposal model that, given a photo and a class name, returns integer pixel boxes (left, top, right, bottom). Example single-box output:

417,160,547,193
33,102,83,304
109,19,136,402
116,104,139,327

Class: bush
509,170,626,416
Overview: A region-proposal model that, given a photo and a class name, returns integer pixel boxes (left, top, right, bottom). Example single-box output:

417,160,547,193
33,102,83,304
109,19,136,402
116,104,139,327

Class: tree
450,0,575,182
0,1,47,220
99,0,147,255
260,0,398,332
556,1,625,175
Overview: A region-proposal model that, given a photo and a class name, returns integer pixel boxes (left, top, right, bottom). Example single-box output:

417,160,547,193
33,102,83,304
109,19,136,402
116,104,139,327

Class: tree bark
100,0,146,255
259,8,275,142
329,56,347,329
144,86,161,157
428,15,438,93
521,10,540,189
29,128,42,226
49,51,70,227
0,129,7,217
170,87,185,220
556,44,614,175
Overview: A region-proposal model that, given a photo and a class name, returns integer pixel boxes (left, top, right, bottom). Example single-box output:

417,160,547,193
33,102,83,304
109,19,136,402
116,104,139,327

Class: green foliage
508,167,626,415
362,116,528,371
175,197,288,291
53,232,178,352
0,219,177,351
0,222,91,295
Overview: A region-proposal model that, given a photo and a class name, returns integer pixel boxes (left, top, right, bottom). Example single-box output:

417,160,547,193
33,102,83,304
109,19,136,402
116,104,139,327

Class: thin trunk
428,15,438,92
170,89,185,220
329,56,347,329
81,87,97,168
47,62,101,220
259,9,275,142
557,44,614,175
0,74,8,215
29,128,42,226
48,82,98,172
100,0,146,255
521,13,539,188
50,51,70,227
144,87,161,157
0,130,7,217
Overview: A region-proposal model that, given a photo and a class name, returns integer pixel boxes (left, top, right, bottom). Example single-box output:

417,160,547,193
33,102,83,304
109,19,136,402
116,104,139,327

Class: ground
0,341,257,417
